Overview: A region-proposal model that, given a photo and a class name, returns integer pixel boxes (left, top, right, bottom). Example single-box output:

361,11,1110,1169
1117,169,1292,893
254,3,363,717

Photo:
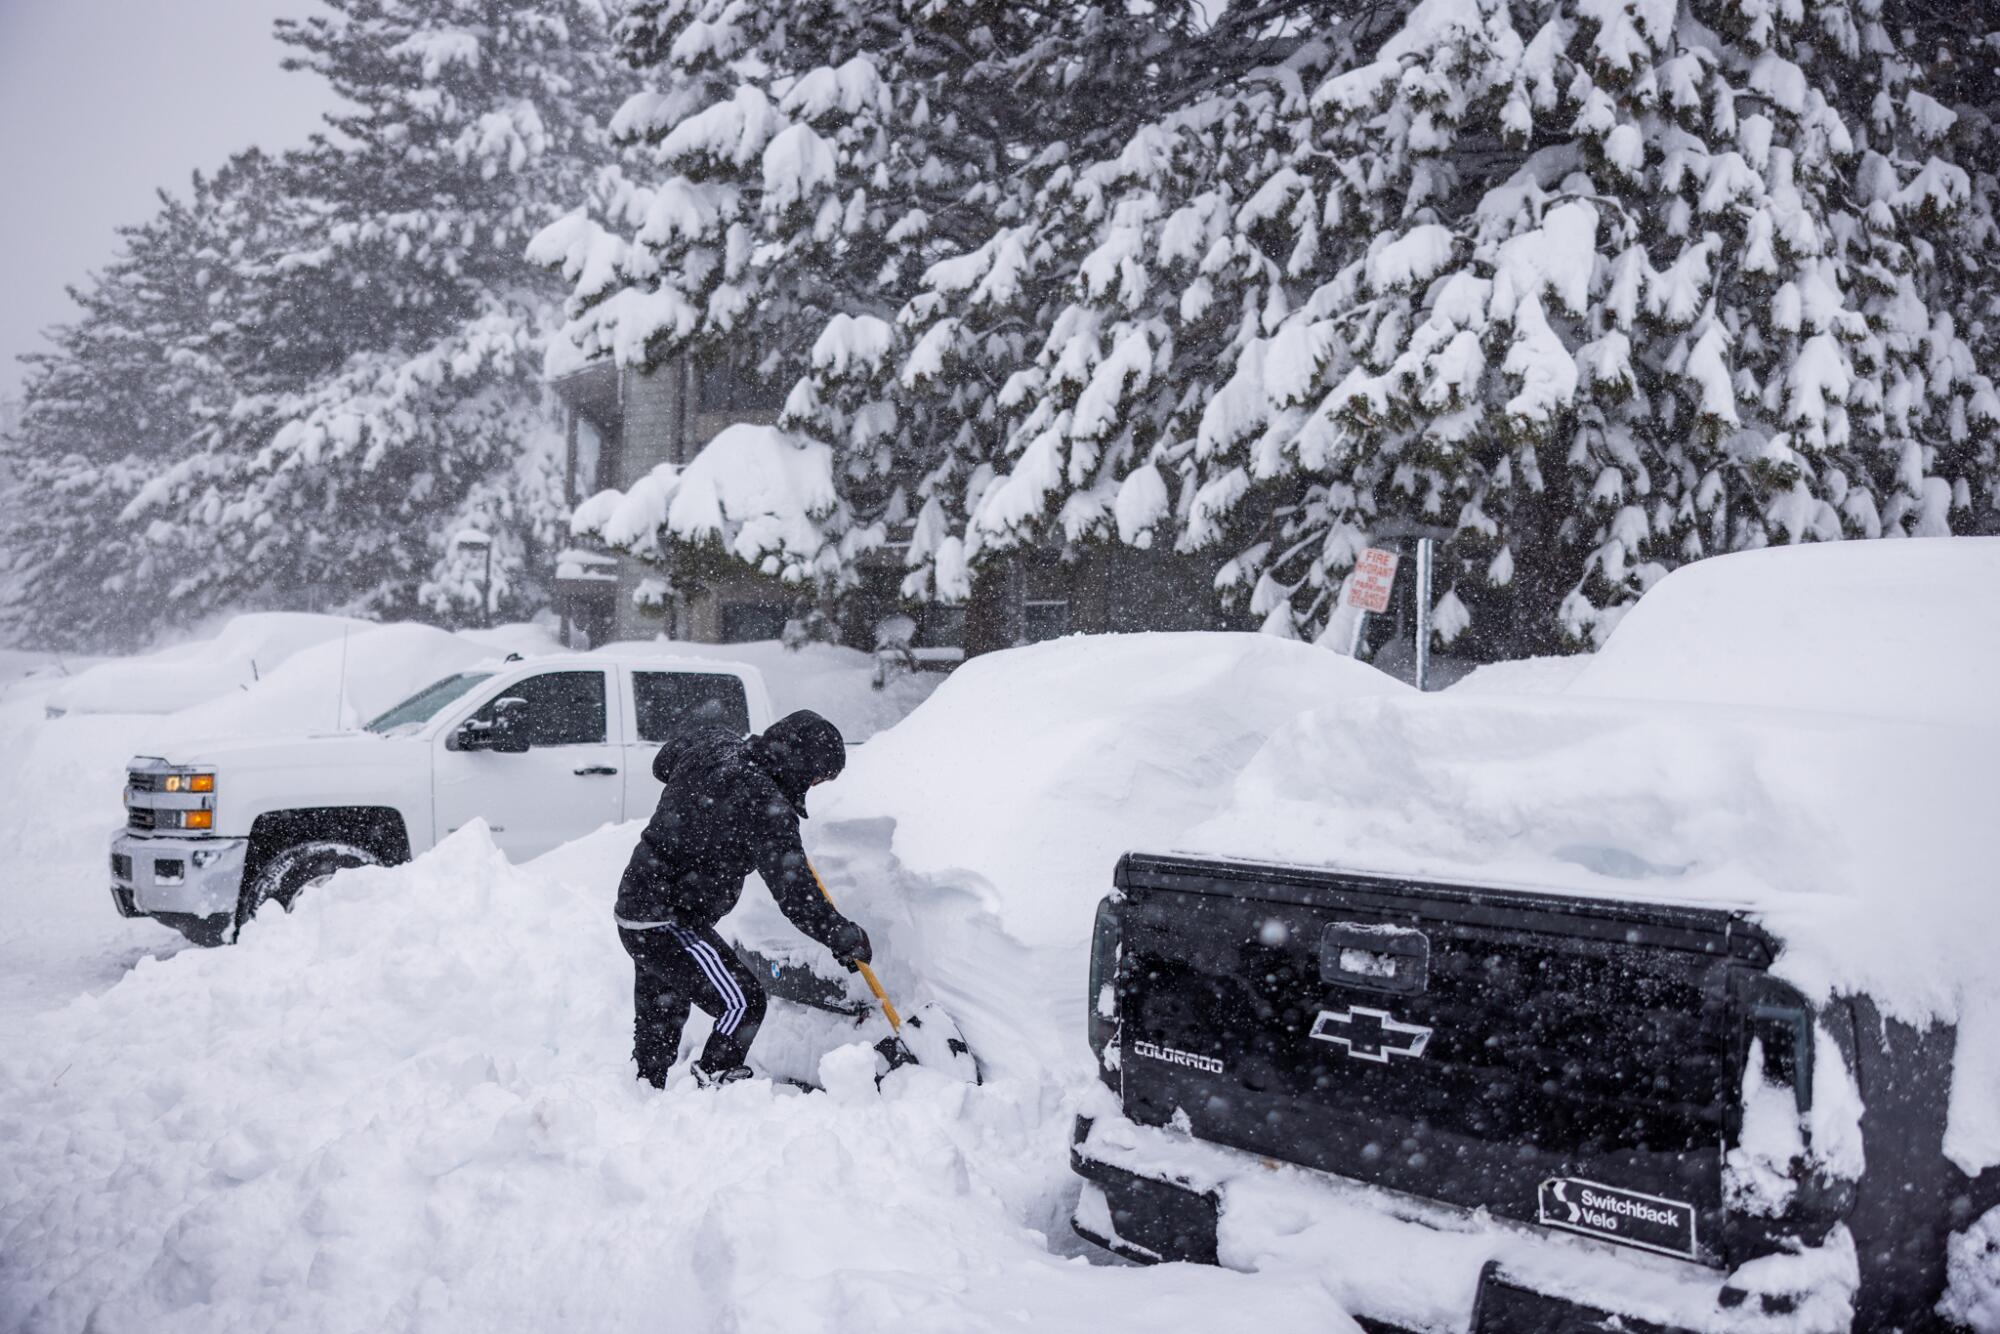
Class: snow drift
1187,538,2000,1174
1,631,1390,1332
802,632,1407,1080
42,614,374,717
0,827,1355,1333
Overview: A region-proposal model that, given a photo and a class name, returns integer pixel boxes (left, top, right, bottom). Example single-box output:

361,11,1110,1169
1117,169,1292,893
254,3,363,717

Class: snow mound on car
1570,535,2000,725
822,631,1405,951
43,613,372,716
1188,538,2000,1169
161,622,505,739
0,824,1355,1334
802,632,1407,1082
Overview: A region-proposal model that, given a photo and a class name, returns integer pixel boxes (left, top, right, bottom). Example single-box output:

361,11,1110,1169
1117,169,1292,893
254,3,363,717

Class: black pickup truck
1072,852,1994,1333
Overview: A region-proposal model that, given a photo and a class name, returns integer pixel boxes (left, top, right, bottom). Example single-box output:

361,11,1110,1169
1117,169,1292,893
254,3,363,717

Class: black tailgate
1112,853,1777,1266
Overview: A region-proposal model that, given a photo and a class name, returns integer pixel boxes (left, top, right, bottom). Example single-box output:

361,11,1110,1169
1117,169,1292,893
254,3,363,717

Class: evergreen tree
129,0,628,628
536,0,1245,606
862,0,1999,653
0,153,288,649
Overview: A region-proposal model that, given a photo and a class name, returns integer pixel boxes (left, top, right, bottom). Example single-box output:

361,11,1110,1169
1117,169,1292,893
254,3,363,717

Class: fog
0,0,336,399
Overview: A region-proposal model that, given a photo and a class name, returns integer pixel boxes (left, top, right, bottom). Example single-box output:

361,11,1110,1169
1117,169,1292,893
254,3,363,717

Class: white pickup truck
110,654,774,945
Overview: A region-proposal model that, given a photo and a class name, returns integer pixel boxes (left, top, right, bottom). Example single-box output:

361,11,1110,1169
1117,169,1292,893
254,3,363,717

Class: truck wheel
236,839,379,937
167,914,234,948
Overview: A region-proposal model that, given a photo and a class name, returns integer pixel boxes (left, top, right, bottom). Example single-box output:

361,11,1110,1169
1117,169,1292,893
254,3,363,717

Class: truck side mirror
453,695,532,753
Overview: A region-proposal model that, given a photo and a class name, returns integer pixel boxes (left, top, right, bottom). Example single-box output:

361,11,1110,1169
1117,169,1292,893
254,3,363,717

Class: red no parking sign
1344,548,1399,614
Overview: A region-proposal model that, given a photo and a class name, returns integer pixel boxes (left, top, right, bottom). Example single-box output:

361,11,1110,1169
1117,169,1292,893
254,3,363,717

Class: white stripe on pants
669,925,747,1035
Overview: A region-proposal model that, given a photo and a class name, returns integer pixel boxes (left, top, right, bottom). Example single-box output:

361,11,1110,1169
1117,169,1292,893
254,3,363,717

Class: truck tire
235,839,380,938
165,913,234,948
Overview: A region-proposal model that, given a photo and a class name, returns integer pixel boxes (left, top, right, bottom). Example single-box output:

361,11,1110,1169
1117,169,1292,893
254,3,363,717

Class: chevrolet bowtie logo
1309,1006,1432,1062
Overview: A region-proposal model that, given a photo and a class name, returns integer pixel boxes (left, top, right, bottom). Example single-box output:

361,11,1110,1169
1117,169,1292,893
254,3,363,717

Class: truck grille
127,771,161,793
127,806,159,831
112,851,132,880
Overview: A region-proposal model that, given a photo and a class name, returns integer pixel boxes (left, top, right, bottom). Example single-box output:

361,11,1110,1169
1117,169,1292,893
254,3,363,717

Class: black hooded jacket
614,710,860,954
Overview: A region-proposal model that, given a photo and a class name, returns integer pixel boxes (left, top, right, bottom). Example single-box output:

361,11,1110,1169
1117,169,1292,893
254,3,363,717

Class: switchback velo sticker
1537,1178,1698,1260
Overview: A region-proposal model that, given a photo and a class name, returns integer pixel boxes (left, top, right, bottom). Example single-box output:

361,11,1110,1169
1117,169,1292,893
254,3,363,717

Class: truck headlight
184,809,213,831
163,772,216,794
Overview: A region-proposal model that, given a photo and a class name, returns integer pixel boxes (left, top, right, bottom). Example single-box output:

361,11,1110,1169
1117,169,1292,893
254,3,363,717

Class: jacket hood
749,709,846,815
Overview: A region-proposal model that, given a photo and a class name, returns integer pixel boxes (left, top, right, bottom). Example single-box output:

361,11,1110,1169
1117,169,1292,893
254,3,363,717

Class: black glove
828,920,871,972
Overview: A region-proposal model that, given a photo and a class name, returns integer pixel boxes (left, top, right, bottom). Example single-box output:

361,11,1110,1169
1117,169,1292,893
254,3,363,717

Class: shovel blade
891,1002,981,1084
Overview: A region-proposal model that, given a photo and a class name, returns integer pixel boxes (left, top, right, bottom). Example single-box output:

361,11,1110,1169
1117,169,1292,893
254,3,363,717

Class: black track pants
619,922,768,1087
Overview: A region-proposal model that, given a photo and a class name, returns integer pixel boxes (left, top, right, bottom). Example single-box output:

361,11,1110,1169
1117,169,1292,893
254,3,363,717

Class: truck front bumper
1070,1112,1857,1334
110,831,247,921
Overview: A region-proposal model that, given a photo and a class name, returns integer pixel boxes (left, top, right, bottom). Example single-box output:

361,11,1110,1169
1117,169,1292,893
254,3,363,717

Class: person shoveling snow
615,709,872,1089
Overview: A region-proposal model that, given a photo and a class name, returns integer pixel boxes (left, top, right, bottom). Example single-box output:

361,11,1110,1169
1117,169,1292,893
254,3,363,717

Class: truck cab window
472,671,606,747
633,672,750,742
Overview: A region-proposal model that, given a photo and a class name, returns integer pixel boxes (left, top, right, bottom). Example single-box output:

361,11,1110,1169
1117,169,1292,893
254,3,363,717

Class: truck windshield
364,672,494,736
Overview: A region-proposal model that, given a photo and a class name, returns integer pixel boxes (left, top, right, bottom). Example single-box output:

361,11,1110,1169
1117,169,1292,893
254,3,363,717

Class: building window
1024,600,1070,643
917,604,966,649
698,353,783,415
573,414,604,500
720,603,788,643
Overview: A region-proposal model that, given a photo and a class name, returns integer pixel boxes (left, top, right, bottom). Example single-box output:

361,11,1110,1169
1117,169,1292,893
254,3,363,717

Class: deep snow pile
1567,538,2000,726
800,633,1407,1081
31,614,567,731
162,623,522,739
0,630,1386,1332
1187,538,2000,1173
0,612,913,1039
0,830,1355,1334
42,614,374,717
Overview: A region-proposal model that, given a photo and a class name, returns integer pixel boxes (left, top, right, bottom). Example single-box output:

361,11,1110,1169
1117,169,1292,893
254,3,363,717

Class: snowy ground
8,543,1995,1332
0,619,937,1037
0,621,1368,1333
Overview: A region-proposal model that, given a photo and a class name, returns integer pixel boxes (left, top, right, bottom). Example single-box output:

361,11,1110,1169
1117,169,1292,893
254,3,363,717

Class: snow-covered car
110,654,774,945
1071,538,2000,1332
43,613,371,718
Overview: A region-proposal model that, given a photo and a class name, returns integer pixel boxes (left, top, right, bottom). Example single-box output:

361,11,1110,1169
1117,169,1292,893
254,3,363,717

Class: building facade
550,353,803,648
549,357,1238,656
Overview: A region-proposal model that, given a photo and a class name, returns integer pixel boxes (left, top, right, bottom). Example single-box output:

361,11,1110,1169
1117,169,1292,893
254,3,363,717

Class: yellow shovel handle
810,861,901,1033
853,961,901,1033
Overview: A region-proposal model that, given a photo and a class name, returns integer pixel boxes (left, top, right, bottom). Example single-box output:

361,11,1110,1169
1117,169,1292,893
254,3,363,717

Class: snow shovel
809,862,980,1085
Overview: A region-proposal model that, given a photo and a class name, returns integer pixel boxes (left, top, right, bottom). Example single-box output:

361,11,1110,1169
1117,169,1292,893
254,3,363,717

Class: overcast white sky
0,1,338,399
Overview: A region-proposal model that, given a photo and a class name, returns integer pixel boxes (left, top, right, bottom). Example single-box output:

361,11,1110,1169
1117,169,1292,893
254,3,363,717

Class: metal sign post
1414,537,1434,691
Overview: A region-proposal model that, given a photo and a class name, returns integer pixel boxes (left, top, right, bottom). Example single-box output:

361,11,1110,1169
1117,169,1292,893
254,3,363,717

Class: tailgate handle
1320,923,1429,996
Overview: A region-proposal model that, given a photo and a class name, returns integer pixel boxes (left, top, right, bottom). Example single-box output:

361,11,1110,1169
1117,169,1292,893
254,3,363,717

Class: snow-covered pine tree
876,0,1998,654
538,0,1235,616
1909,7,2000,533
835,21,1354,622
127,0,627,628
0,152,289,649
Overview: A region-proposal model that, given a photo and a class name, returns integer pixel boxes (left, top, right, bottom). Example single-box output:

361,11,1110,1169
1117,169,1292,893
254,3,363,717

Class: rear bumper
1070,1112,1857,1334
110,831,246,920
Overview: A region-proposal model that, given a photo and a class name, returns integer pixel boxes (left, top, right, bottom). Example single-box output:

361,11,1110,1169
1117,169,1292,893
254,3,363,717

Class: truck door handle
573,765,619,776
